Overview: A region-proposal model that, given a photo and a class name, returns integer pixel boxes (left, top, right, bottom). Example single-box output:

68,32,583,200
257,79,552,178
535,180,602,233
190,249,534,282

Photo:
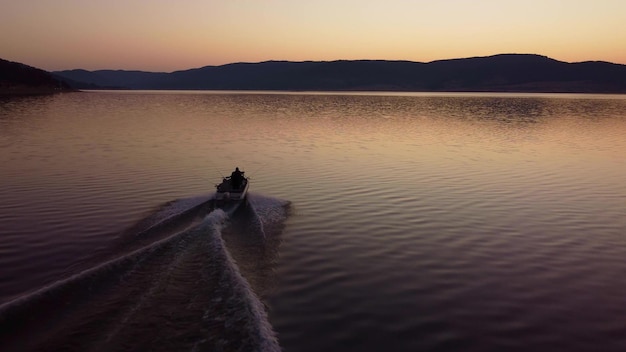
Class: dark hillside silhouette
46,54,626,93
55,69,170,89
0,58,72,95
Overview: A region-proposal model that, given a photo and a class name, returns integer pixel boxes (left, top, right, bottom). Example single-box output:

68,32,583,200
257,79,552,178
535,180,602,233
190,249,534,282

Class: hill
48,54,626,93
0,58,73,95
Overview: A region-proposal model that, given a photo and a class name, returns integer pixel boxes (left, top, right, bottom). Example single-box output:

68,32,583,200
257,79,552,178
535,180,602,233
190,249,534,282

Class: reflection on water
1,91,626,351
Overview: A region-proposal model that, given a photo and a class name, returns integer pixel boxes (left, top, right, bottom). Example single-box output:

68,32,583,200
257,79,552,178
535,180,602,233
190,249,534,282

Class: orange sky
1,0,625,72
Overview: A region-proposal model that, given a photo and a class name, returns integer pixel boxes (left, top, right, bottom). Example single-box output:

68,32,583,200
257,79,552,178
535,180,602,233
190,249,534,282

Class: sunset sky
2,0,625,72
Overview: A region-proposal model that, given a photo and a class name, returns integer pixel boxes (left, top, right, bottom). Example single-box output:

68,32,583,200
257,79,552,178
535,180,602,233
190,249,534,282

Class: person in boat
230,167,244,189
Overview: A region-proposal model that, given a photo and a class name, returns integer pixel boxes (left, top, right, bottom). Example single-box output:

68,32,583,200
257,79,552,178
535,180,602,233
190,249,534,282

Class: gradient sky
2,0,625,72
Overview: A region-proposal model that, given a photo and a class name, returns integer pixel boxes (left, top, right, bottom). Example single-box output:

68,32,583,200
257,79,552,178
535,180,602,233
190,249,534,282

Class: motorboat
215,169,249,204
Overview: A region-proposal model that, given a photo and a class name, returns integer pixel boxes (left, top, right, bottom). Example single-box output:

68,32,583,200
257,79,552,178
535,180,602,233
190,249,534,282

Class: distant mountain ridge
47,54,626,93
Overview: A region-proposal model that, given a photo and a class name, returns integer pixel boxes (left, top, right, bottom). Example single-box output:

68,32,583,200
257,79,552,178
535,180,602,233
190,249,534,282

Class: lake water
1,91,625,351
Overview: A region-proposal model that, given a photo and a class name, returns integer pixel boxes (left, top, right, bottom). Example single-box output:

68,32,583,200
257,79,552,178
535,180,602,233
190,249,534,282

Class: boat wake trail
0,194,290,352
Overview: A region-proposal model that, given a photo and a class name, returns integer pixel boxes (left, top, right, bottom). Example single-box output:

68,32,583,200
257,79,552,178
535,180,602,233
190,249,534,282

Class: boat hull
215,177,249,203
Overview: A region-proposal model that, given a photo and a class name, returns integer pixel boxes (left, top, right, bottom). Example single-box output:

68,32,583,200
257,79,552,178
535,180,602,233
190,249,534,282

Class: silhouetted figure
231,167,244,189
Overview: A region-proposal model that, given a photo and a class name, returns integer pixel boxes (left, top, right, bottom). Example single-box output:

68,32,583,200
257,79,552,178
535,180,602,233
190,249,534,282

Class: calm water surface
1,91,625,351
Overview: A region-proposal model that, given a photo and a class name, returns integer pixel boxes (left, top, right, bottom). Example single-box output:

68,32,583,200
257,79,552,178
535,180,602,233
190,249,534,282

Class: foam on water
0,194,288,352
128,194,215,235
246,192,292,239
200,208,281,352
